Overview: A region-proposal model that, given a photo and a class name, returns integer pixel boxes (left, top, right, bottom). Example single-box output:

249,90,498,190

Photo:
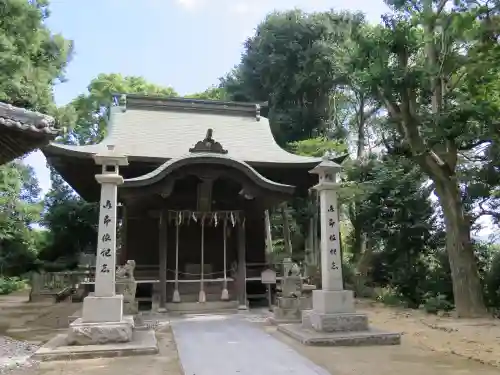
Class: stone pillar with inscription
278,155,401,346
304,156,361,330
66,145,134,346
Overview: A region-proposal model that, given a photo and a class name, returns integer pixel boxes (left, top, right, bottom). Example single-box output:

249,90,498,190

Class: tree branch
436,0,449,16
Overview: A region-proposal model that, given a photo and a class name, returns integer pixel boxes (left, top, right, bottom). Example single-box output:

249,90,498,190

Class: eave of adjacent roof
0,102,58,136
0,102,61,164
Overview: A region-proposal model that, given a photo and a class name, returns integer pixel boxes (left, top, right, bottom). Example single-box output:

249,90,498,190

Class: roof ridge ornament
189,128,228,154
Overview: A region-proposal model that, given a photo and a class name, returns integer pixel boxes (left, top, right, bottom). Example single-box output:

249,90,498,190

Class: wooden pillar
172,219,181,302
158,210,167,311
221,219,229,300
199,219,206,303
119,204,128,264
237,221,247,309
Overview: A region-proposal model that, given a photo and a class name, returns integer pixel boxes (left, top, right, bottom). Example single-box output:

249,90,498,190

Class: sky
21,0,496,239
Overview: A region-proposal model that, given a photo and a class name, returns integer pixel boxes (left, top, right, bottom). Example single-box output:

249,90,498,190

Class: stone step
164,300,239,314
169,292,231,303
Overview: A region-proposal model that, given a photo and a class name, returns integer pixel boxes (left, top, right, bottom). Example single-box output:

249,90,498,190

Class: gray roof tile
0,102,58,135
49,97,322,165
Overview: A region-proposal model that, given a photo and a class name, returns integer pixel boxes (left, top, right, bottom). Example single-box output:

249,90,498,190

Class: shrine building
44,95,331,312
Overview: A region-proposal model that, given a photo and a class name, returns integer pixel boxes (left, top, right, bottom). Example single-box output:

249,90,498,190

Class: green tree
344,153,443,306
39,168,98,267
185,86,229,101
338,0,500,316
0,161,42,275
222,10,364,144
0,0,73,112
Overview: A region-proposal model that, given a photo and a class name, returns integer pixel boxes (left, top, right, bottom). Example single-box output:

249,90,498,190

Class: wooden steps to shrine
163,300,239,315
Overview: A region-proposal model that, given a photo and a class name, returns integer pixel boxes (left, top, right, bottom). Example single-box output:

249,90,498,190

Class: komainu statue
116,260,136,280
116,260,138,314
282,258,303,298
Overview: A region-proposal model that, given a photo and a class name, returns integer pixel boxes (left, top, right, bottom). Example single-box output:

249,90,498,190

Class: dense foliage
1,0,500,317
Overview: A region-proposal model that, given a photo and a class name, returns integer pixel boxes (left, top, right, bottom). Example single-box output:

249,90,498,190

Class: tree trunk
356,94,365,159
264,210,273,264
280,205,292,256
434,178,488,318
353,93,370,275
356,233,373,277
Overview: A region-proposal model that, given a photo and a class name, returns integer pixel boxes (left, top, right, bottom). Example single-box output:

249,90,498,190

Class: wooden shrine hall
43,95,325,311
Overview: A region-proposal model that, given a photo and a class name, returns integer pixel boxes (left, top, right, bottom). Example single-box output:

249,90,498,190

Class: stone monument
116,260,138,315
66,145,133,346
278,156,401,346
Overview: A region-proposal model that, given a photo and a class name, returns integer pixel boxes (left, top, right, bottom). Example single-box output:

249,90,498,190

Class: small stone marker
261,268,277,284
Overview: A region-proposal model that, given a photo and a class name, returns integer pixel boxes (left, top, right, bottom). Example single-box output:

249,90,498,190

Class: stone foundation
33,329,158,361
278,324,401,346
279,289,401,347
271,296,310,324
66,316,134,346
303,310,368,332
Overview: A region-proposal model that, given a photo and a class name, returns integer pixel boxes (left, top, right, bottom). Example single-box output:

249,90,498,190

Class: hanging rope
167,210,243,227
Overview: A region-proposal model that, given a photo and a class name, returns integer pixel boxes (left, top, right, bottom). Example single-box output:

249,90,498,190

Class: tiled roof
46,96,322,166
0,102,57,135
0,102,59,164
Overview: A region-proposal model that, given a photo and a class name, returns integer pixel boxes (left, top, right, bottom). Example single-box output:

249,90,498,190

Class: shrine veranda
43,95,341,311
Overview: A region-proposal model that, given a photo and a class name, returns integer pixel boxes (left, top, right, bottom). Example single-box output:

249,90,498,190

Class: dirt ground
0,291,81,344
268,299,500,375
2,293,500,375
357,299,500,368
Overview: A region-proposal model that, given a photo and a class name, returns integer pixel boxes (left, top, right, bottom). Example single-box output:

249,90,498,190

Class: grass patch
0,276,27,295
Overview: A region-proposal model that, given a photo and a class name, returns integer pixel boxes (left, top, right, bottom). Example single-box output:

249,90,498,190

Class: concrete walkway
171,313,330,375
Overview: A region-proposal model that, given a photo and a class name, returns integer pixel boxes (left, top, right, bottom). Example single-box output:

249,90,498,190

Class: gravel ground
0,336,39,374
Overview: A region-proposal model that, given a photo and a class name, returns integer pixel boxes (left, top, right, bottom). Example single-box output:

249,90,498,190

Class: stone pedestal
312,289,355,314
82,294,124,323
271,296,309,324
66,316,134,346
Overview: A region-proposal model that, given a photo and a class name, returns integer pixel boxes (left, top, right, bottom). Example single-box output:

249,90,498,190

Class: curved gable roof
123,152,295,195
44,95,321,166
